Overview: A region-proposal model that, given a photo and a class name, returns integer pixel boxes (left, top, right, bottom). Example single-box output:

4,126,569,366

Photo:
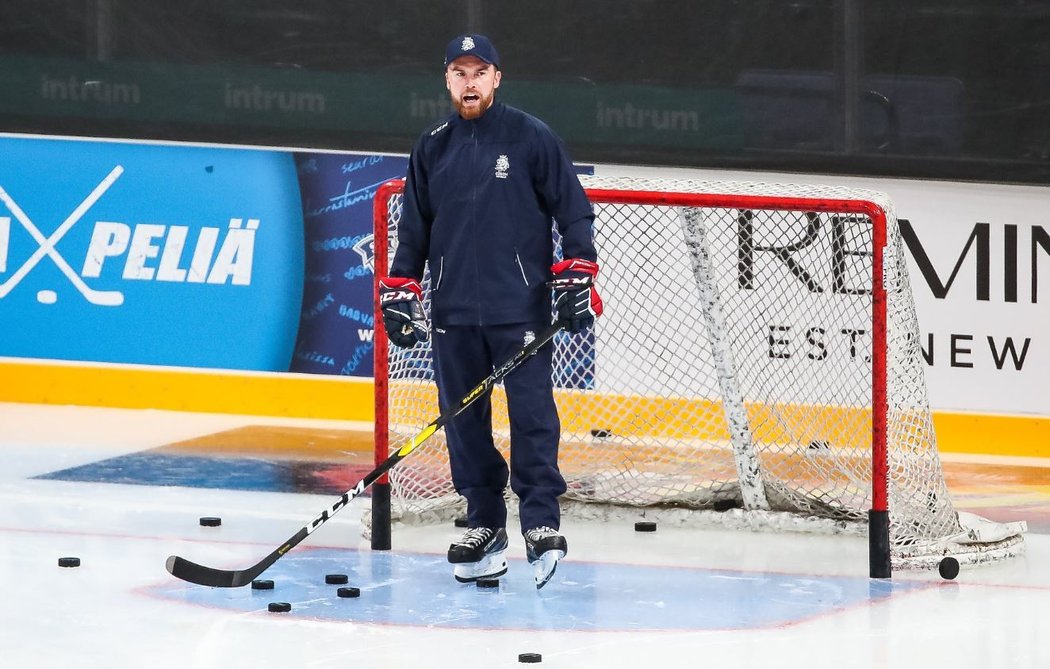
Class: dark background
3,0,1049,184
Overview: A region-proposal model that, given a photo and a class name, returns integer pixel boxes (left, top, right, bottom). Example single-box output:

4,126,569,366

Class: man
379,33,602,589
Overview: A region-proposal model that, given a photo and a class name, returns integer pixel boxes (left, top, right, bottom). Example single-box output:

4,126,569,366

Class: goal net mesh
374,175,1024,568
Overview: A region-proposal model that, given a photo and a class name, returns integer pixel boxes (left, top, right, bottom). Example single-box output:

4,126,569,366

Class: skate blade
453,551,508,583
533,550,565,590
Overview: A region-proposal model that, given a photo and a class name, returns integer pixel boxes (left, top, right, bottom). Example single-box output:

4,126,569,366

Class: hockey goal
370,175,1025,576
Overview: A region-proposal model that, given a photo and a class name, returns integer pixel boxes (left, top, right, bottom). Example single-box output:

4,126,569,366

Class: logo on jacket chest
494,154,510,179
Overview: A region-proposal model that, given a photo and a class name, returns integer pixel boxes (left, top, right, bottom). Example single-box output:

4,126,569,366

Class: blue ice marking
151,548,928,631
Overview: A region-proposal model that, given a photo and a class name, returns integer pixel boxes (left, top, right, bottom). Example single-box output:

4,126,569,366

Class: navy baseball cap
444,34,500,69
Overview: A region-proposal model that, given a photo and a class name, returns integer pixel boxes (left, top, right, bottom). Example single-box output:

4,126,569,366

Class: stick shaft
166,322,564,587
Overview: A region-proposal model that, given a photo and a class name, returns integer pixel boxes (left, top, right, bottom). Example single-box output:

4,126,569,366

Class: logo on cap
461,37,475,51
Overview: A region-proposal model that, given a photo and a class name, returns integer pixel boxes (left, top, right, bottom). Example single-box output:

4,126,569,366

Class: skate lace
454,528,494,548
525,526,558,542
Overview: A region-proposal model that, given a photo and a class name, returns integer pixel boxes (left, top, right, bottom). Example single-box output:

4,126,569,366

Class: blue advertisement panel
290,153,408,377
0,134,595,382
0,136,307,371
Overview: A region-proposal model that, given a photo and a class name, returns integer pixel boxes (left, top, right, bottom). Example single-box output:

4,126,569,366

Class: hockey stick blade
166,554,265,589
165,321,565,587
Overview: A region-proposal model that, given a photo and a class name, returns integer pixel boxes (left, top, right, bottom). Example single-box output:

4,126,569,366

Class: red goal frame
370,178,892,578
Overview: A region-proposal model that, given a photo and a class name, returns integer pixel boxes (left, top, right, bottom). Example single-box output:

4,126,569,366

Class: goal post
370,175,1025,577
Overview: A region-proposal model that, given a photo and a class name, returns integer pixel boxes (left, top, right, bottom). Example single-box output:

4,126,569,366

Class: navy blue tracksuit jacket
390,101,597,532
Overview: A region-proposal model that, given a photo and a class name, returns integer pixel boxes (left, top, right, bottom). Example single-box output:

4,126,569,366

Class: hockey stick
166,320,566,587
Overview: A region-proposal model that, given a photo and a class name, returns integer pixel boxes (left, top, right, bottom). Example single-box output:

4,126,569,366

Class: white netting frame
372,175,1025,568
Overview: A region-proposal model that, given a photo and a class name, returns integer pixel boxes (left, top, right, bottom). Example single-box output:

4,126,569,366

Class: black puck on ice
251,579,274,590
634,521,657,532
267,602,291,613
199,517,222,527
453,516,469,528
58,557,81,568
938,556,960,580
590,428,613,438
325,573,349,585
518,652,542,663
337,587,361,598
476,578,500,589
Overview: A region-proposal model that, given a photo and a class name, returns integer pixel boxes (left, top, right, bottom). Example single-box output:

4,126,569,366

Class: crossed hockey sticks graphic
0,165,125,306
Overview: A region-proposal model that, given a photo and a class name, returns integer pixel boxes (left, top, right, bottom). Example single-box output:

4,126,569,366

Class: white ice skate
524,526,567,590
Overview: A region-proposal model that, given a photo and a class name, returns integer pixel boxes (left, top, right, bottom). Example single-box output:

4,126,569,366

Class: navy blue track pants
431,322,566,533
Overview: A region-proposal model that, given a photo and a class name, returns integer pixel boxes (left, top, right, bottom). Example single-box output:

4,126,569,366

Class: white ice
0,402,1047,669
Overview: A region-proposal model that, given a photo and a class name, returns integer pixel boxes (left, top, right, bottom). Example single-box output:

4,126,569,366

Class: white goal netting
373,175,1025,570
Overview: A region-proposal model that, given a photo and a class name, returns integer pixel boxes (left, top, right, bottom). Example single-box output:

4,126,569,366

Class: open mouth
463,93,481,104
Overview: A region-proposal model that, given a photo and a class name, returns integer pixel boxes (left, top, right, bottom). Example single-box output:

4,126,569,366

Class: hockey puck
634,521,657,532
337,587,361,598
938,556,960,580
325,573,349,585
267,602,291,613
251,579,274,590
590,428,613,438
476,578,500,589
58,557,81,568
199,517,222,527
807,440,831,451
453,516,469,528
518,652,542,663
713,498,739,512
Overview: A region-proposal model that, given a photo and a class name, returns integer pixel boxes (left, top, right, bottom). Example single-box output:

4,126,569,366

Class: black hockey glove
550,258,603,333
379,277,429,348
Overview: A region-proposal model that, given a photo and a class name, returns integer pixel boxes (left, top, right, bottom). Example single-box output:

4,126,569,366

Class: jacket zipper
514,250,530,286
471,123,481,323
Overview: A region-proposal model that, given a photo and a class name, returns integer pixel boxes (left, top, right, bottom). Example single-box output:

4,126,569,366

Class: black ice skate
523,526,567,589
447,527,508,583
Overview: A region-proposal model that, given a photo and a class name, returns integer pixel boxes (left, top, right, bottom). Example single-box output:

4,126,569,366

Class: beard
451,88,495,120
